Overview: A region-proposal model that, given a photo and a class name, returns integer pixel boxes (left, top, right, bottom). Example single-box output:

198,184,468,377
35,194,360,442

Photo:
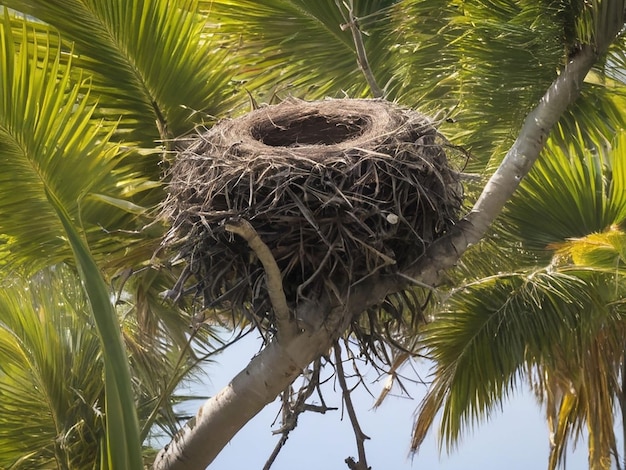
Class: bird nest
161,98,462,343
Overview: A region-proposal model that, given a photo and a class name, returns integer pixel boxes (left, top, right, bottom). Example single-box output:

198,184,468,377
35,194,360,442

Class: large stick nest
161,98,462,345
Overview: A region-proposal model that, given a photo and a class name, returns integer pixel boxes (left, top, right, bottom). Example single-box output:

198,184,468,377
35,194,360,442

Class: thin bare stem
263,433,290,470
263,388,292,470
334,341,370,470
336,0,383,98
225,218,298,341
263,362,337,469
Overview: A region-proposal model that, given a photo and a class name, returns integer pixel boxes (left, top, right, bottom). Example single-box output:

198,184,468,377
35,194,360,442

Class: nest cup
161,98,462,333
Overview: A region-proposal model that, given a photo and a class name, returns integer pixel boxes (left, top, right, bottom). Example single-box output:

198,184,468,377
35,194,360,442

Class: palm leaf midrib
80,1,159,117
6,1,162,132
290,1,354,52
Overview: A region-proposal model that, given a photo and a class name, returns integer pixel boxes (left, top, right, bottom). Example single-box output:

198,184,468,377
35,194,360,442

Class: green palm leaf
53,194,142,469
421,90,626,466
0,269,105,469
3,0,237,144
0,266,215,468
531,296,626,470
551,227,626,270
0,17,113,271
0,10,165,275
393,0,565,164
412,269,606,452
0,16,142,468
206,0,397,103
500,130,626,256
555,77,626,158
392,0,626,173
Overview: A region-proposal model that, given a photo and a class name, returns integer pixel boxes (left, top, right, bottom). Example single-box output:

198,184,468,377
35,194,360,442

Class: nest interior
161,98,462,343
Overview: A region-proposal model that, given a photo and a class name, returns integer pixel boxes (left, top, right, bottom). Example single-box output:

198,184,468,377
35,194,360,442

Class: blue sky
170,331,594,470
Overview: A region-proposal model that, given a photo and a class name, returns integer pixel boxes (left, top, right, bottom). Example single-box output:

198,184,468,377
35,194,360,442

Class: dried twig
334,341,371,470
263,361,338,470
225,218,298,341
263,388,292,470
263,432,289,470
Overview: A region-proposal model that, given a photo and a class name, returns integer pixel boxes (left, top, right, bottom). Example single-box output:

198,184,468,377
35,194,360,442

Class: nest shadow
161,98,462,345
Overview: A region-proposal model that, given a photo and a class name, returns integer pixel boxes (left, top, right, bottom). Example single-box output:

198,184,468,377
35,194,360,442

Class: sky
168,330,595,470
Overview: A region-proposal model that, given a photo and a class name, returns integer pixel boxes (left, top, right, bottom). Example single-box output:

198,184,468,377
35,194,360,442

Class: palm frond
0,17,146,466
393,0,565,166
534,305,626,470
555,80,626,156
0,265,217,468
412,269,602,452
393,0,626,175
604,33,626,84
4,0,237,144
500,129,626,257
0,13,160,274
551,226,626,271
0,269,105,469
0,15,112,271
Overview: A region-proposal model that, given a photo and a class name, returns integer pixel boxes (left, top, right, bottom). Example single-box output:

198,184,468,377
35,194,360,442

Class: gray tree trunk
153,44,599,470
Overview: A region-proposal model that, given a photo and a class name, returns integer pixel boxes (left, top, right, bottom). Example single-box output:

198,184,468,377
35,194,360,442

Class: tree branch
225,218,298,341
153,332,322,470
153,276,394,470
404,44,599,286
335,341,370,470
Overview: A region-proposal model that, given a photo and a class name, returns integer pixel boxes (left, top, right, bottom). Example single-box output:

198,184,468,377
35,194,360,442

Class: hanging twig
225,218,298,341
336,0,383,98
263,361,338,470
334,341,371,470
263,387,292,470
263,432,289,470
